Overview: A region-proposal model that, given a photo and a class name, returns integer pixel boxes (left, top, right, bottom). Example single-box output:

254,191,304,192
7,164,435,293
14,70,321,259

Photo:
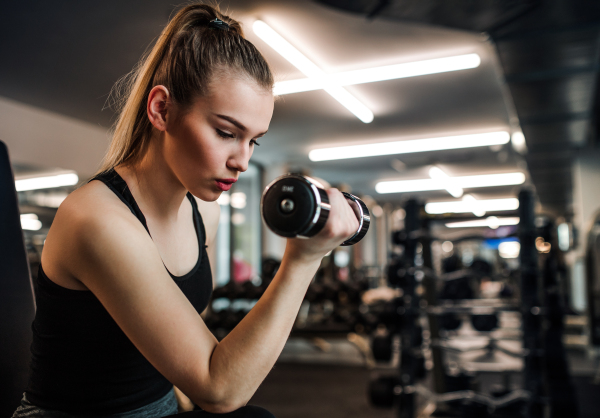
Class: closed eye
217,128,261,146
216,129,235,139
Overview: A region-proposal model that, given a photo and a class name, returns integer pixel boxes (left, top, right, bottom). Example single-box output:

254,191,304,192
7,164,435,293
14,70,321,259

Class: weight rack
368,189,578,418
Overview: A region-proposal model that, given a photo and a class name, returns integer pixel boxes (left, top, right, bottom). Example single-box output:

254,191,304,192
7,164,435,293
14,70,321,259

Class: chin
193,188,222,203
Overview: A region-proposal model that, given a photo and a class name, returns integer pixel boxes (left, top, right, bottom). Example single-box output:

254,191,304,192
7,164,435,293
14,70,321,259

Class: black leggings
164,405,275,418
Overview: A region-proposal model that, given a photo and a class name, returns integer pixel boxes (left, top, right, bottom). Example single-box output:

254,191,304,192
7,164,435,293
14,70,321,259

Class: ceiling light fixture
253,20,374,123
309,131,510,161
445,216,520,229
15,172,79,192
511,130,527,153
429,166,463,198
425,197,519,215
462,194,485,217
20,213,42,231
376,172,526,194
274,53,481,95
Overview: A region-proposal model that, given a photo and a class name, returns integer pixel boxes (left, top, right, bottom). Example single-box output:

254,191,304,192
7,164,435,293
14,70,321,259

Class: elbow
195,398,248,414
192,383,249,414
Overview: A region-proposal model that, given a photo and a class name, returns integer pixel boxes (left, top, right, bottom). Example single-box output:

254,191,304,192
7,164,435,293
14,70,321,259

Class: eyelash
216,129,234,139
216,129,260,146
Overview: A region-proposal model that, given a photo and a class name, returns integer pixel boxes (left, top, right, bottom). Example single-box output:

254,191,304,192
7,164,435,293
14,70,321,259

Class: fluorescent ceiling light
15,172,79,192
445,216,519,229
309,131,510,161
253,20,374,123
425,197,519,215
28,192,68,208
511,130,527,153
429,166,463,198
462,195,484,217
376,172,526,194
274,53,481,95
21,213,42,231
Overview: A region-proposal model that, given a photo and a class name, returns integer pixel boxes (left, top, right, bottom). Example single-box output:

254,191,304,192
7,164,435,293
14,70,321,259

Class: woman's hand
284,188,360,264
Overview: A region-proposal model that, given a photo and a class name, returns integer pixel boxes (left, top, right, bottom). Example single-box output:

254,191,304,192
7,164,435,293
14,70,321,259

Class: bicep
71,214,218,397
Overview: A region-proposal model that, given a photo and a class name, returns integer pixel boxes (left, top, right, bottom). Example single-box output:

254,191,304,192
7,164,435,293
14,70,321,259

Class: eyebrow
216,114,268,137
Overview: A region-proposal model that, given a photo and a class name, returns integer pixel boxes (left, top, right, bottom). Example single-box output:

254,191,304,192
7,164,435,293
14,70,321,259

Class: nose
226,142,250,173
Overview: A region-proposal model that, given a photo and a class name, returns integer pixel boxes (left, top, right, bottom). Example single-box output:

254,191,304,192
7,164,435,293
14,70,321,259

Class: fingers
324,188,360,243
284,188,360,262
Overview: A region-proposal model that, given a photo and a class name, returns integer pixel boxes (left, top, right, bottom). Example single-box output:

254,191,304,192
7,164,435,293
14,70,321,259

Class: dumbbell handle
340,191,370,246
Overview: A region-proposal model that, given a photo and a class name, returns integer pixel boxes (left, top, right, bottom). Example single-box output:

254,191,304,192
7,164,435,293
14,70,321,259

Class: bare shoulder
57,181,130,221
41,181,220,396
42,180,152,289
193,197,220,247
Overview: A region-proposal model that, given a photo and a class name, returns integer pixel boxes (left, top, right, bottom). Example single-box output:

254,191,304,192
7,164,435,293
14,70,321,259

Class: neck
116,134,187,221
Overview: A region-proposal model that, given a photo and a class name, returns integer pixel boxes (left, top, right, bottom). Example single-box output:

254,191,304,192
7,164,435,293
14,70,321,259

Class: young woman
12,4,359,418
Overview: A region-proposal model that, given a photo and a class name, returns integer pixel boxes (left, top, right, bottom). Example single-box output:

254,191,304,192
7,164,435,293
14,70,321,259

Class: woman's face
163,75,274,201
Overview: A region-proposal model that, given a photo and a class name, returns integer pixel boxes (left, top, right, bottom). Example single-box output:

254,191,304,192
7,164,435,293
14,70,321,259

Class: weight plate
262,175,322,237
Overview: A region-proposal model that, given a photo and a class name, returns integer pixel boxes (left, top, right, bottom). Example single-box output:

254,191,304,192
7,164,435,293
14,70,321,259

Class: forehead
196,74,273,132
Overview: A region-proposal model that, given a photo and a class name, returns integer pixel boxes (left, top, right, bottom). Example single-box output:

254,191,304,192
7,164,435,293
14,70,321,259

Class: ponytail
96,3,273,175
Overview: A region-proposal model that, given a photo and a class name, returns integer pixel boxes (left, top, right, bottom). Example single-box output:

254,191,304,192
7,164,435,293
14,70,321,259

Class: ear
147,85,171,131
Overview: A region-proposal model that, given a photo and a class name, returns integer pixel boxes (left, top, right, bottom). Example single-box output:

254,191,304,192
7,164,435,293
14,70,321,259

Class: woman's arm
59,187,356,413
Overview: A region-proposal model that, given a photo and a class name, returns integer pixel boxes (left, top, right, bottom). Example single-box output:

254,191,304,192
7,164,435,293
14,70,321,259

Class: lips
215,178,236,192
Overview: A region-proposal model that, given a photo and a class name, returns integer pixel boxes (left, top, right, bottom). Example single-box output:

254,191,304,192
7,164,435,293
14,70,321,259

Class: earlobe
147,85,170,132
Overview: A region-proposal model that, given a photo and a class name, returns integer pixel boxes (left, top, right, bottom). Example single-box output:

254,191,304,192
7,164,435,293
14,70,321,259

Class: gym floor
249,339,600,418
251,362,393,418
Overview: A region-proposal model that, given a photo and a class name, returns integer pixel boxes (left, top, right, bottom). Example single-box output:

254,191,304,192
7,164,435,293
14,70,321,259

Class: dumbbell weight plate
439,313,462,331
372,334,393,362
262,174,330,238
261,174,370,245
471,313,499,332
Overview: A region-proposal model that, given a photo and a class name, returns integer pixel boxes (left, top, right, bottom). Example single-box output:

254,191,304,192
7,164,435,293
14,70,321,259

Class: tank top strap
185,192,207,246
89,169,150,235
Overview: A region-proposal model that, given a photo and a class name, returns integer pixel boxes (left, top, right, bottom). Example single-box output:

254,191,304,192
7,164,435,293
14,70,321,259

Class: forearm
190,189,358,412
194,248,322,411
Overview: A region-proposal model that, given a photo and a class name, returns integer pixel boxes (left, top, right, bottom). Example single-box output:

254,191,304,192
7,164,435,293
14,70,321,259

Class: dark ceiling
318,0,600,217
1,0,519,204
5,0,596,217
0,1,172,128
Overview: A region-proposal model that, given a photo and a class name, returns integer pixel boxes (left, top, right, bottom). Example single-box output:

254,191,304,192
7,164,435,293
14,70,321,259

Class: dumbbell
386,257,408,287
372,334,393,362
212,281,243,300
439,312,462,331
439,277,475,300
261,174,370,245
470,313,499,332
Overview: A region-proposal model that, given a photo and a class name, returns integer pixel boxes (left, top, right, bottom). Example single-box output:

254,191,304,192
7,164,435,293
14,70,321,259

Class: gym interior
3,1,600,417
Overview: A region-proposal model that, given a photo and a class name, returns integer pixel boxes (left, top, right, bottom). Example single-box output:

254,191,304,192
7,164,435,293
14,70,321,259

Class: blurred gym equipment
366,189,579,418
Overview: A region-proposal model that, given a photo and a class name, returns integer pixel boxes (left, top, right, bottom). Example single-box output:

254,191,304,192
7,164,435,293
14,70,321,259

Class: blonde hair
96,3,273,175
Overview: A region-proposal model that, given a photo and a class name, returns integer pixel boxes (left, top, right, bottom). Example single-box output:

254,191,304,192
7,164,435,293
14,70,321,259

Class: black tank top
25,168,213,414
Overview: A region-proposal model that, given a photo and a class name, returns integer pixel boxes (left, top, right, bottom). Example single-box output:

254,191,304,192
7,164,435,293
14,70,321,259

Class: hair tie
208,18,230,31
